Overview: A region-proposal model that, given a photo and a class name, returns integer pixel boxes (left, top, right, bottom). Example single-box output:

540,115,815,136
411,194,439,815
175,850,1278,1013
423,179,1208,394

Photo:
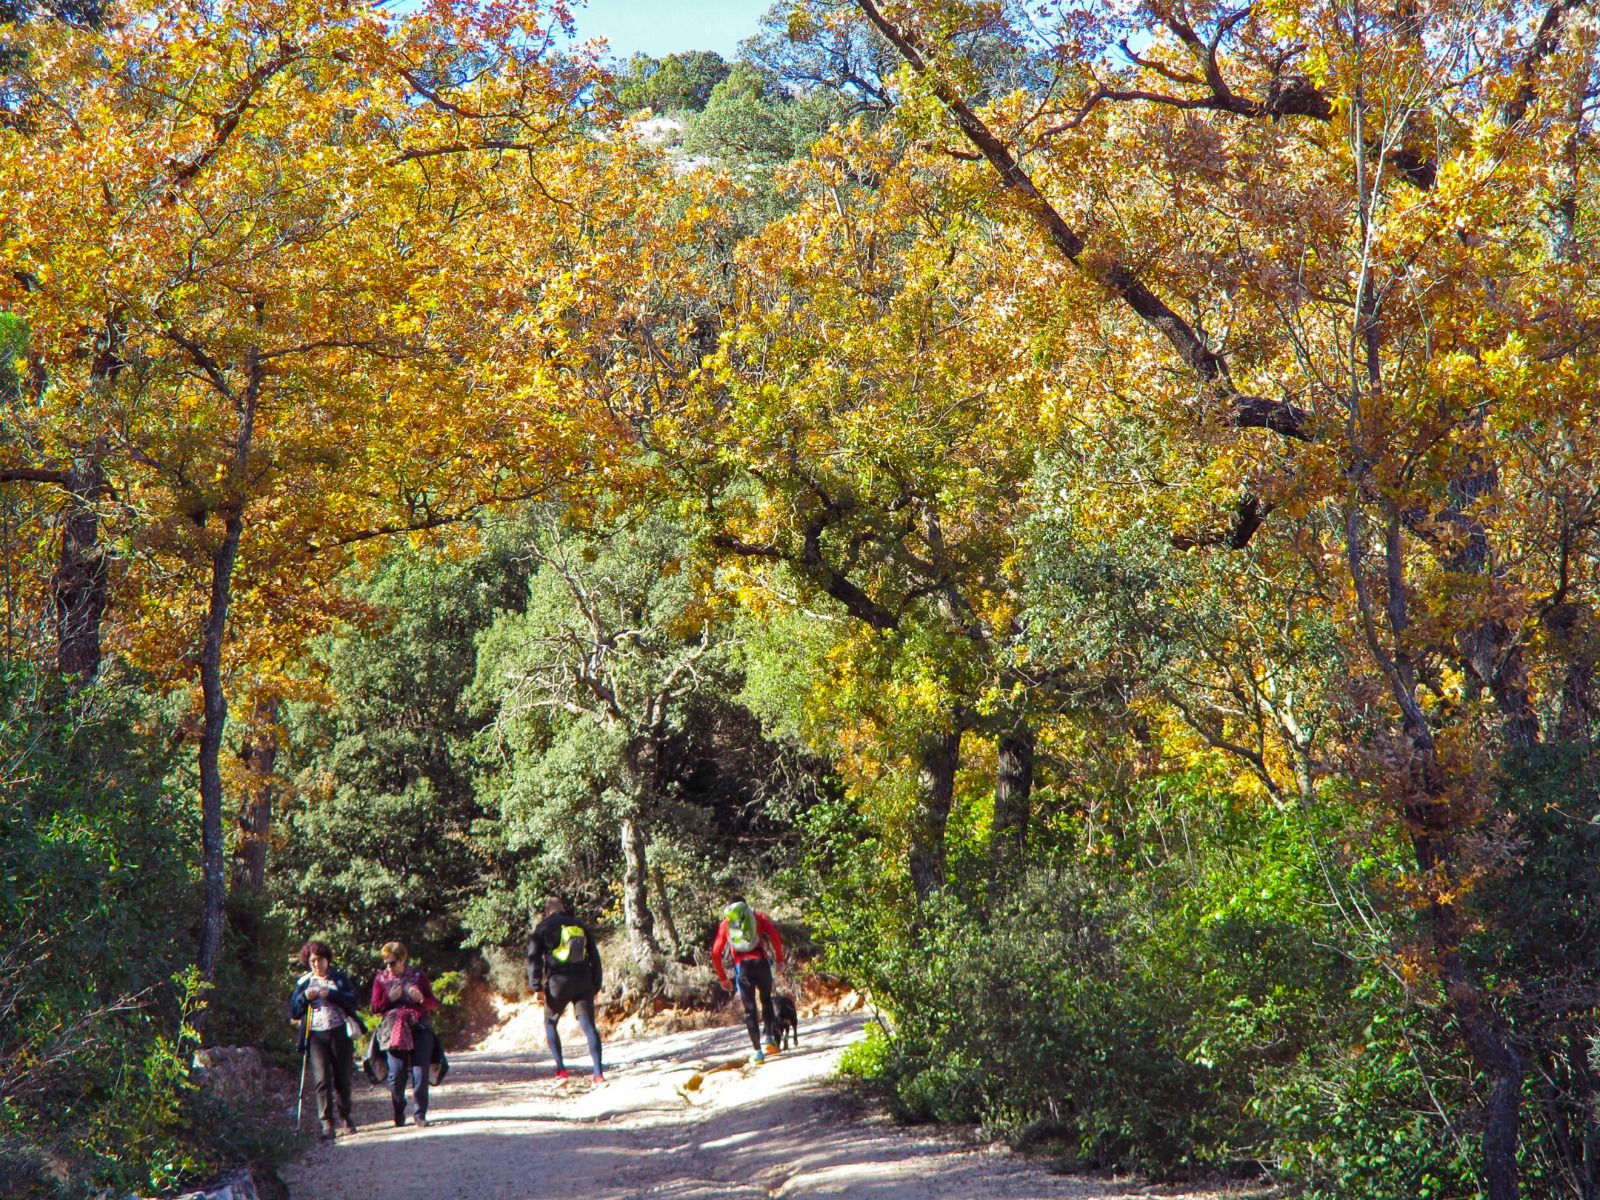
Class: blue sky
570,0,773,60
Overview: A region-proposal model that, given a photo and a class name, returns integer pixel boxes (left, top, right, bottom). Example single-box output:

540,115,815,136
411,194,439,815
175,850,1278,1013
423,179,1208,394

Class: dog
774,992,799,1051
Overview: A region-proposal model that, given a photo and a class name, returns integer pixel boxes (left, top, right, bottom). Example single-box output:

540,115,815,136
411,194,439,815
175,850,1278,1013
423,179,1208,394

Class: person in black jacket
288,939,361,1139
527,896,605,1083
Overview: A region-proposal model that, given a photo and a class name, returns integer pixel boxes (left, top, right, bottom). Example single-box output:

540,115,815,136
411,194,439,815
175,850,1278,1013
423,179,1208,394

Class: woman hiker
288,939,361,1140
371,941,440,1127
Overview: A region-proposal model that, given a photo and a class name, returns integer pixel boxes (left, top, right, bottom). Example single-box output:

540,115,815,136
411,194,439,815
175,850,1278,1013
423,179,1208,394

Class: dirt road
282,1014,1254,1199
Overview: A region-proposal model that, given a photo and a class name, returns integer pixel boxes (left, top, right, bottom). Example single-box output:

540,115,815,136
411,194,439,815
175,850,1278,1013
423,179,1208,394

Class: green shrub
77,970,213,1196
0,664,299,1197
793,770,1435,1181
837,1021,892,1080
1255,977,1477,1200
430,969,469,1042
855,882,1240,1174
0,665,209,1197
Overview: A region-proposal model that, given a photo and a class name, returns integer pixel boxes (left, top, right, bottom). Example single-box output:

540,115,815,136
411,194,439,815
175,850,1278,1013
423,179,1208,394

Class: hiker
712,898,785,1063
288,940,361,1140
370,941,440,1128
527,895,606,1083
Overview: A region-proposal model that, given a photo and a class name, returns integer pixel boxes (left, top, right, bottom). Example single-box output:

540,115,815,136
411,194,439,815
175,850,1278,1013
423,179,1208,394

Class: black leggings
307,1027,353,1124
735,958,777,1052
544,973,603,1074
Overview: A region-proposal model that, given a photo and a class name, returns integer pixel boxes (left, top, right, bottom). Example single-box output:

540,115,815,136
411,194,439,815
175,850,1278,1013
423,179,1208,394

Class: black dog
774,993,799,1051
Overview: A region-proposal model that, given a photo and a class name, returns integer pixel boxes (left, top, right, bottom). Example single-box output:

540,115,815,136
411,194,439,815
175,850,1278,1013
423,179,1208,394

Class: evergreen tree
616,50,731,113
684,62,841,164
272,535,534,968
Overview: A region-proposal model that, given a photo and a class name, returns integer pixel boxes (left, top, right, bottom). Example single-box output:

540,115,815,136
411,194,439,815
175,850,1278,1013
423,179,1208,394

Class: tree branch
854,0,1310,443
164,42,303,200
0,466,69,486
384,137,565,167
1504,0,1592,127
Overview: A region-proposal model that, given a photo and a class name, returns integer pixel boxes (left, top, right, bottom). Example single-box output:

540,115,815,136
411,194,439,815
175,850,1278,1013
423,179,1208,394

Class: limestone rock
192,1046,265,1104
142,1169,261,1200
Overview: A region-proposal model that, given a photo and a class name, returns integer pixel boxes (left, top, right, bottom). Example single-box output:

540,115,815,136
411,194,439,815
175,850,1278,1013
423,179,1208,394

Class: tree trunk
619,814,663,974
53,457,108,683
2,487,13,656
1351,496,1528,1199
1434,463,1541,749
908,726,961,903
1544,603,1597,742
1432,517,1534,1200
234,701,279,893
652,864,683,959
1404,752,1525,1200
618,734,667,976
197,505,244,989
1566,1029,1600,1200
1446,947,1524,1200
990,722,1034,875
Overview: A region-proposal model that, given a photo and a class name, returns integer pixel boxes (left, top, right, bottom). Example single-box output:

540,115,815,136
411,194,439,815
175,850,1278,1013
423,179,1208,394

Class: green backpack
551,924,588,966
724,902,760,953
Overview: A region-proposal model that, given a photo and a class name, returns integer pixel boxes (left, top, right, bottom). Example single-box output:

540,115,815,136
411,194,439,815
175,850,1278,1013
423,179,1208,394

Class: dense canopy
2,1,1597,1197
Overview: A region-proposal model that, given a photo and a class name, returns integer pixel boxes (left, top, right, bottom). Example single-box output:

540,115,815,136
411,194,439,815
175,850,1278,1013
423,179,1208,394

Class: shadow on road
284,1015,1230,1200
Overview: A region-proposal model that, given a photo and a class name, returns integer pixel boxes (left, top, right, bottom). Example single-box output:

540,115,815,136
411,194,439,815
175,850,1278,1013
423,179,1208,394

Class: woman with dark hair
371,941,440,1128
288,939,361,1140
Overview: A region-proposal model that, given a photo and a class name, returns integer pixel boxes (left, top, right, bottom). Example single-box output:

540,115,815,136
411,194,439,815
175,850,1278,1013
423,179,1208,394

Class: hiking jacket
711,911,784,989
528,913,604,994
288,967,360,1022
370,966,440,1020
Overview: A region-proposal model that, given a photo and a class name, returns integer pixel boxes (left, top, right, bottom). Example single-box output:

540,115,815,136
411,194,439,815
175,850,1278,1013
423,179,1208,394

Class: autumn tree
0,0,122,683
0,0,611,987
842,0,1600,1194
658,116,1082,901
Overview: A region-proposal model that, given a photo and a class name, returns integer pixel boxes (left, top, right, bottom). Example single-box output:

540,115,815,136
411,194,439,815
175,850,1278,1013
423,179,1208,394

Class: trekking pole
294,1006,310,1130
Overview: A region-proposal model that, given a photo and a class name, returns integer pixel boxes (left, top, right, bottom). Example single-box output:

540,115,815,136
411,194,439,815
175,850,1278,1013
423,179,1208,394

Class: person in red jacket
712,898,785,1062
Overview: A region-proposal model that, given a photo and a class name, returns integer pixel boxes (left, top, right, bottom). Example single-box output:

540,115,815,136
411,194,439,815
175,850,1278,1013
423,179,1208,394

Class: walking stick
294,1006,311,1130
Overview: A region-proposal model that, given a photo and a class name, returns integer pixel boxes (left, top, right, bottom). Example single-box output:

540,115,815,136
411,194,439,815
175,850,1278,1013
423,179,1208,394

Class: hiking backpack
551,923,588,966
724,902,761,953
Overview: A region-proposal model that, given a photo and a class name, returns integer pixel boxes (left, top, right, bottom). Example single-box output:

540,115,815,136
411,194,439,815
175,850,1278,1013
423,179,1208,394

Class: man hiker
712,898,785,1063
528,895,606,1083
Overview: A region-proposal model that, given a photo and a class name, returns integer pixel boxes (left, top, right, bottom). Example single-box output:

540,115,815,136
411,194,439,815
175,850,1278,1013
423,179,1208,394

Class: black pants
386,1024,436,1120
307,1027,353,1124
734,958,777,1052
544,973,603,1074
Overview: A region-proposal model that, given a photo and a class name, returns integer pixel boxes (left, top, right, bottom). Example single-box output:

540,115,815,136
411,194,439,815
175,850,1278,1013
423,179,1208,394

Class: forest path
282,1013,1252,1200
